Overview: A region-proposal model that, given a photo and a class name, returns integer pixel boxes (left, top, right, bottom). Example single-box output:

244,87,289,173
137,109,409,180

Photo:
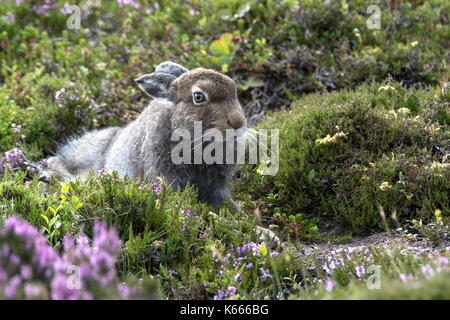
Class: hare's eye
193,92,206,105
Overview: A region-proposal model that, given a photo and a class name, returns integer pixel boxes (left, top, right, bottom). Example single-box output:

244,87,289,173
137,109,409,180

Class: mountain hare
41,61,247,208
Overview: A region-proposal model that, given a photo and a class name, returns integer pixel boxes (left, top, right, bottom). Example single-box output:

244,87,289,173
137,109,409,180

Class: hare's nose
227,111,246,129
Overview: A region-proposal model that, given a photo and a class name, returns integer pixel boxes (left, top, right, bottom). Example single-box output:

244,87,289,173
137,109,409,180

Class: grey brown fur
41,61,247,208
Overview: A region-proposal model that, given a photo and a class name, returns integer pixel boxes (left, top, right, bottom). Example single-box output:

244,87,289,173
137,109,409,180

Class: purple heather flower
10,254,20,265
117,0,140,9
356,265,365,279
55,87,65,100
7,12,15,23
20,265,33,279
153,186,162,194
399,273,413,283
234,273,243,282
4,276,21,298
270,251,279,257
324,279,335,292
227,286,237,296
259,268,272,283
329,259,340,270
0,217,132,300
60,3,72,15
437,255,448,266
5,148,24,168
24,283,44,298
421,264,434,278
213,290,224,300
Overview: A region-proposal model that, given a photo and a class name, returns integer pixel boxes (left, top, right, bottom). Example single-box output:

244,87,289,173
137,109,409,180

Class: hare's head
135,61,247,139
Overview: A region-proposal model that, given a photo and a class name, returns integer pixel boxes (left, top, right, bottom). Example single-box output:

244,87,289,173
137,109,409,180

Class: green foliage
234,80,449,235
1,0,449,154
0,0,449,300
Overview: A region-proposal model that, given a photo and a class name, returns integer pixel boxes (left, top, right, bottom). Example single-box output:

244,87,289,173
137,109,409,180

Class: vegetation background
0,0,448,299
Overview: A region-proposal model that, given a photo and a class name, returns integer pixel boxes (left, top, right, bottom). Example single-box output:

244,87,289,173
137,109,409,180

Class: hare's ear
135,72,176,99
155,61,188,78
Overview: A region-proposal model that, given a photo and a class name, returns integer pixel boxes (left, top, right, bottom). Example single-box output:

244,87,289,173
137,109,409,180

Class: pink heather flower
329,259,339,270
60,4,73,15
146,8,153,14
324,279,335,292
7,12,15,23
437,255,448,266
259,268,272,283
155,2,160,10
421,264,434,278
24,283,43,298
399,273,413,283
117,0,140,9
0,217,133,299
4,276,21,298
213,290,224,300
355,265,365,279
20,265,33,279
55,87,65,100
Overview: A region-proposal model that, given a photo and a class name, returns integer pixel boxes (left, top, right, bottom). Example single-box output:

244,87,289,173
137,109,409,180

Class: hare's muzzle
227,111,246,130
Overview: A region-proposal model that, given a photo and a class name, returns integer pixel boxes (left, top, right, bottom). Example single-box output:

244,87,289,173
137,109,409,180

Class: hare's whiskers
248,128,269,137
245,131,273,154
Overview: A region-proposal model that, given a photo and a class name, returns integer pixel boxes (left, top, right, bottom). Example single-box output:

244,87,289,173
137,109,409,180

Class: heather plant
0,0,449,301
0,216,160,299
234,79,449,236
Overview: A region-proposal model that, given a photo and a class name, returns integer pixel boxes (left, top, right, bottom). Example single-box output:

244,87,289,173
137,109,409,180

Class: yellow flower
61,185,69,193
259,242,267,257
60,194,67,203
397,107,410,116
411,41,418,47
221,63,229,73
379,181,392,191
435,209,442,223
315,132,347,145
378,85,397,94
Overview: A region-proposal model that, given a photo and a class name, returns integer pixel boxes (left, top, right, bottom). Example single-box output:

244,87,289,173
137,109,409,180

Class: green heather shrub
234,80,449,236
